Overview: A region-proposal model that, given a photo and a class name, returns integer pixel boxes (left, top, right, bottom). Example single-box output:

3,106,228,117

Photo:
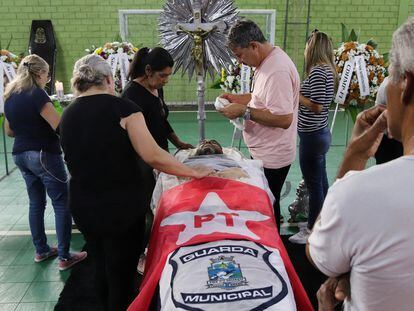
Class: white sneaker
137,253,146,275
297,221,308,229
288,227,311,244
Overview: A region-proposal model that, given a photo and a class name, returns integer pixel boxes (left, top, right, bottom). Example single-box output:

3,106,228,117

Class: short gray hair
227,20,267,48
390,16,414,83
71,54,112,94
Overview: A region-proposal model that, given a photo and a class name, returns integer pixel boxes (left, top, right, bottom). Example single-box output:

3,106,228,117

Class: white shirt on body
308,156,414,311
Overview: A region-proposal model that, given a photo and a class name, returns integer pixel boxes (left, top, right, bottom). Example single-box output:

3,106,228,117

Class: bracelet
243,106,251,121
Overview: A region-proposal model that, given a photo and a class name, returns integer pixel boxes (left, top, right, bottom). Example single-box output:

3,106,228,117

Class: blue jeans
299,127,331,229
13,151,71,259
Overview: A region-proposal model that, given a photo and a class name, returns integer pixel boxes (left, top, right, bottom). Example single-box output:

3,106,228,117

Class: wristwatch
243,106,251,121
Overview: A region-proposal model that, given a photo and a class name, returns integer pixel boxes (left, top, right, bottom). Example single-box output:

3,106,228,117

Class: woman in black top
122,47,193,151
121,48,194,254
60,54,211,311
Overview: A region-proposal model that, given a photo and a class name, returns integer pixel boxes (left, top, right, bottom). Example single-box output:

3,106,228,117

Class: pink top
243,47,300,169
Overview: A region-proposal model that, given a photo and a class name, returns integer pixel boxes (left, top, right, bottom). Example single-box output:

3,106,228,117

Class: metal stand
1,118,9,175
283,0,313,222
283,0,312,77
287,180,309,223
231,127,243,149
196,72,206,142
330,101,351,145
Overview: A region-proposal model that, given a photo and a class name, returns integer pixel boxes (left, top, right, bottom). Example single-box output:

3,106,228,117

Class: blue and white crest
207,255,248,290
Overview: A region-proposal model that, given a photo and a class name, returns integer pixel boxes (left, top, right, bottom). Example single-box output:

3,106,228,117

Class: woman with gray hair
59,54,212,311
3,54,86,271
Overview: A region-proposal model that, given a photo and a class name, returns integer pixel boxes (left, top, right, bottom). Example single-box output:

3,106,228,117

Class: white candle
55,81,64,98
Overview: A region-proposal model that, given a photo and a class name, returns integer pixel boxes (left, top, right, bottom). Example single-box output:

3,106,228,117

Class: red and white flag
128,177,313,311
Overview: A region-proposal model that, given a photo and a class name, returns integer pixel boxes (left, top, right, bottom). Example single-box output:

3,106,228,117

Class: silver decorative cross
176,0,225,73
159,0,238,142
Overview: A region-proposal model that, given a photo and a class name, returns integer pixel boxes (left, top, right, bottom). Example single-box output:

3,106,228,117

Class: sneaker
297,221,308,229
137,253,146,275
288,227,311,244
34,246,58,263
58,251,87,271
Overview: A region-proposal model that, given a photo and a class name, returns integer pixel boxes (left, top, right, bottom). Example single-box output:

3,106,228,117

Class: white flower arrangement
335,30,387,107
85,41,139,93
0,50,21,70
219,64,254,94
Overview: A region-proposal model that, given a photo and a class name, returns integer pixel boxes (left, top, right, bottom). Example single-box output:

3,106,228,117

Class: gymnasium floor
0,110,353,310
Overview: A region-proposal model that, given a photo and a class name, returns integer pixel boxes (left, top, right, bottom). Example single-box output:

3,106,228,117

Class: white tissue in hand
214,97,230,110
215,97,244,130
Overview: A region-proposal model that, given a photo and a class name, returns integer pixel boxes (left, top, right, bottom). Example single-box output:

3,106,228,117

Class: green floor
0,110,354,310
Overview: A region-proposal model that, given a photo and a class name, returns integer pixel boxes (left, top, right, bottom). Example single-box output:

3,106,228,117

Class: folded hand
348,105,388,159
317,274,350,310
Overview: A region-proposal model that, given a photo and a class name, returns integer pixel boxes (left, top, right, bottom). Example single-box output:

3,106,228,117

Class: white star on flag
160,192,270,245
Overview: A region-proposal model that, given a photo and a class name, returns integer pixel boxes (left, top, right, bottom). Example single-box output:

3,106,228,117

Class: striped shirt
298,65,334,132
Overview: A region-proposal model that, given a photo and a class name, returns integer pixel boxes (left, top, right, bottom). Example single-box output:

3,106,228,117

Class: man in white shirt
307,16,414,310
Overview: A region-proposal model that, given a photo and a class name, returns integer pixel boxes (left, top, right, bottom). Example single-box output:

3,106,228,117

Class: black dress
60,94,147,310
122,82,175,213
60,94,147,234
121,81,173,151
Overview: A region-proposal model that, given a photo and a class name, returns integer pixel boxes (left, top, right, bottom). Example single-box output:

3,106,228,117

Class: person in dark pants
3,54,86,270
219,20,300,232
263,166,290,230
374,76,403,164
289,30,336,244
60,54,212,311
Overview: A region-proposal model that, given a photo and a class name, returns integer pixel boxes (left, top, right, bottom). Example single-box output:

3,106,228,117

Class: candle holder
55,81,64,100
56,89,64,99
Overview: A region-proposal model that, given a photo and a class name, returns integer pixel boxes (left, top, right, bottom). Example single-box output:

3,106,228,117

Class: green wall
0,0,413,101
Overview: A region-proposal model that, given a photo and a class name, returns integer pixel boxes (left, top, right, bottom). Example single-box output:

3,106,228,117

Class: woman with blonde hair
59,54,211,311
3,54,87,269
289,30,336,244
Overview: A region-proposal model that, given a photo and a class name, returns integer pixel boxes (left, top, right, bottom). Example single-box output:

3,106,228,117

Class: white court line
0,229,81,236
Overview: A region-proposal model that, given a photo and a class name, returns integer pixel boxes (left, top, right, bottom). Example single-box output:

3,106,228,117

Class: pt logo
207,255,248,290
160,192,269,245
194,213,239,228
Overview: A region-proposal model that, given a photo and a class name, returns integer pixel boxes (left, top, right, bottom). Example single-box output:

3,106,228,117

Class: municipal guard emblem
207,255,248,290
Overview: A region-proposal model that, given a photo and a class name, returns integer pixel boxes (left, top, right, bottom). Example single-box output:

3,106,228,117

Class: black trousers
263,165,291,232
375,134,403,164
84,218,145,311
